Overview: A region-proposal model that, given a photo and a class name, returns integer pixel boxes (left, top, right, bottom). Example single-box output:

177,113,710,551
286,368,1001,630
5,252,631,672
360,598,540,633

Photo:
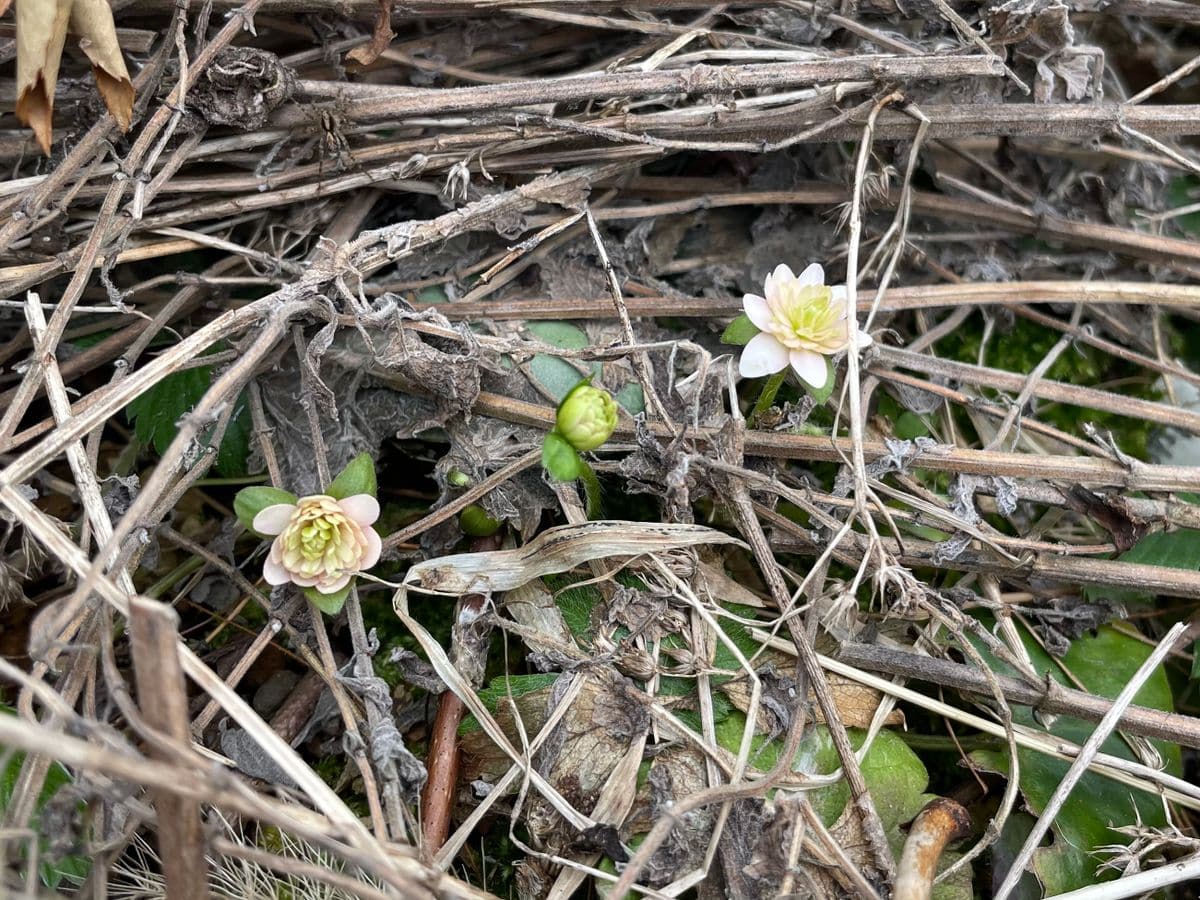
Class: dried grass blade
403,521,747,594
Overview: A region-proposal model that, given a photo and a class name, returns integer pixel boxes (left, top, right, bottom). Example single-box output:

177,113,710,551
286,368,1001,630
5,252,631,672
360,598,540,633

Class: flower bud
541,430,581,482
460,504,501,537
555,383,617,452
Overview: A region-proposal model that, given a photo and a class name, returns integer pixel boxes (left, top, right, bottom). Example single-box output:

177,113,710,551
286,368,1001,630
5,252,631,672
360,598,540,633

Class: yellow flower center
767,283,848,353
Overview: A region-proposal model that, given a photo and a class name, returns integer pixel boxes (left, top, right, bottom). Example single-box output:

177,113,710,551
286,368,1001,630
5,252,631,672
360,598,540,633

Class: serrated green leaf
233,486,297,535
527,321,589,349
720,313,759,346
969,621,1180,895
125,364,252,476
126,367,211,454
326,452,377,500
304,582,352,615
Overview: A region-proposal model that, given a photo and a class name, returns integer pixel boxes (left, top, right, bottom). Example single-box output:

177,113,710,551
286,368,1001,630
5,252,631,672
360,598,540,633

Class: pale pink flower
253,494,382,595
738,262,872,389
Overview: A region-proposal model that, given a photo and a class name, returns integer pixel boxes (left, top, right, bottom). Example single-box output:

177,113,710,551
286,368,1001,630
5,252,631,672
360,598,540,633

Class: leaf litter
1,3,1199,900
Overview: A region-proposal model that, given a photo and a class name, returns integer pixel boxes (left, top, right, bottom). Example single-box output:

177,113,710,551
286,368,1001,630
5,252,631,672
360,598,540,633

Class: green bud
556,382,617,452
542,431,582,482
447,469,471,488
460,504,501,537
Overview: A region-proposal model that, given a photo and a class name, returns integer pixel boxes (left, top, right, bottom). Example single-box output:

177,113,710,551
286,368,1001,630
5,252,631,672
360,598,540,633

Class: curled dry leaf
404,521,748,594
70,0,132,130
15,0,72,154
15,0,133,155
346,0,394,66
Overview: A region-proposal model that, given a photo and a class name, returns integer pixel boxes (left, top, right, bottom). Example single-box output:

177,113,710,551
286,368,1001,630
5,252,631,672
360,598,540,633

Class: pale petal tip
253,503,297,536
797,262,825,287
338,494,381,526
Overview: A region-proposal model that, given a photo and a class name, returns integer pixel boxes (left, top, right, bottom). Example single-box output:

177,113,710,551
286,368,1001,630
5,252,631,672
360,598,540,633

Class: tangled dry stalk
1,2,1200,898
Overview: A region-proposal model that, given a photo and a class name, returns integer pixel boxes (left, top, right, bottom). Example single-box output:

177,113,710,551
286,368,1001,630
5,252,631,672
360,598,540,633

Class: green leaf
458,674,562,735
614,382,645,415
1085,528,1200,606
215,394,252,477
895,411,931,440
712,715,972,898
126,367,210,454
530,355,601,404
547,574,602,641
416,284,449,304
721,313,759,346
526,322,602,404
1167,176,1200,237
124,364,252,476
542,431,582,482
969,622,1181,895
527,321,589,349
326,452,378,500
304,582,352,615
234,486,298,536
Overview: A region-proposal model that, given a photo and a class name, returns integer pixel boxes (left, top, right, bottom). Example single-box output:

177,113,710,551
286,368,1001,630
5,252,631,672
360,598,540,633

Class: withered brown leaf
15,0,133,155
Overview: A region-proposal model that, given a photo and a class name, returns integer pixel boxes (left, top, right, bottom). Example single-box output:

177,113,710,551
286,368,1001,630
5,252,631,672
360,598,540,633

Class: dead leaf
722,652,904,731
15,0,133,154
405,520,748,595
69,0,132,131
15,0,73,154
346,0,393,67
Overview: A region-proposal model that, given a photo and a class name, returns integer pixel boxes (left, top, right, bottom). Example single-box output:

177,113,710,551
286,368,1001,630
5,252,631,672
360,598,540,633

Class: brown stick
836,643,1200,749
127,596,207,900
894,798,973,900
274,55,1004,125
420,533,504,855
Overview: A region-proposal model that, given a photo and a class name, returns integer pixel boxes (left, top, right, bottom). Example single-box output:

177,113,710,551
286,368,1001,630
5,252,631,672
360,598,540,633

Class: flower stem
749,371,787,425
577,459,603,519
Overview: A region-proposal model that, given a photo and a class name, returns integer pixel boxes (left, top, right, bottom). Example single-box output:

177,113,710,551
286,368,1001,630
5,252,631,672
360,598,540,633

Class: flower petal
764,263,795,302
830,283,849,307
742,293,772,331
360,527,382,571
263,551,291,585
790,349,828,388
253,503,296,536
796,263,825,288
739,333,789,377
316,572,352,595
338,494,380,526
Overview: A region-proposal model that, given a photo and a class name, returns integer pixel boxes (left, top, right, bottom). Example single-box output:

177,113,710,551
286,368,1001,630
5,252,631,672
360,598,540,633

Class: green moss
936,316,1161,459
